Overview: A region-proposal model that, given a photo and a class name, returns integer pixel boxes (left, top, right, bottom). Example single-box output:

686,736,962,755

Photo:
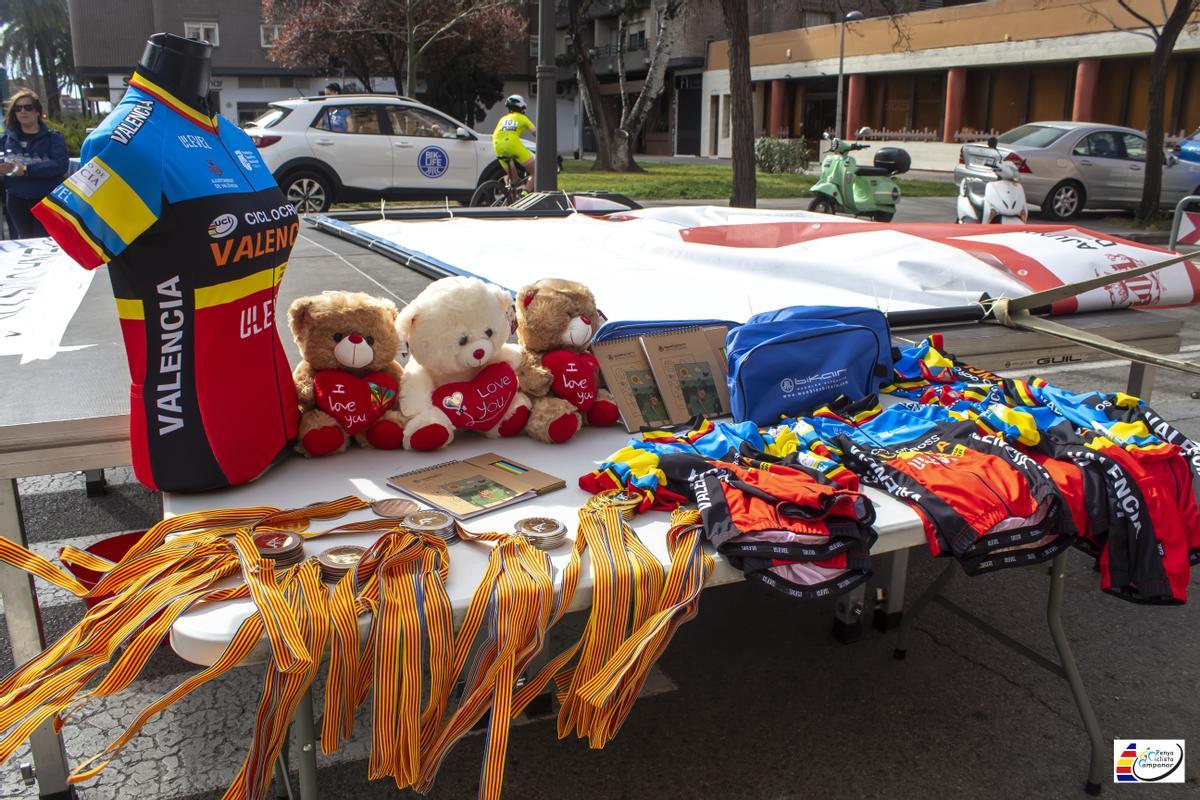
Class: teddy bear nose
347,333,364,344
472,348,485,360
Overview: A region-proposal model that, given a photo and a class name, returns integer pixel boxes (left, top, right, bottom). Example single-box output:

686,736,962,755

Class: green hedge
45,116,104,157
754,137,811,174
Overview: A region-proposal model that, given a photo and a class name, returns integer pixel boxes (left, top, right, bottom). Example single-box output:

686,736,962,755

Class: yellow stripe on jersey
129,72,218,131
194,264,286,309
64,156,157,245
114,298,144,320
37,196,108,261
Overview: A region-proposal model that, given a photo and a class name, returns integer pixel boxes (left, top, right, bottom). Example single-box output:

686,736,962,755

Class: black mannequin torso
139,32,212,112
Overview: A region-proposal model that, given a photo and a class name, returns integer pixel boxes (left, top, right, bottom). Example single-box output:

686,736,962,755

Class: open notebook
387,452,565,521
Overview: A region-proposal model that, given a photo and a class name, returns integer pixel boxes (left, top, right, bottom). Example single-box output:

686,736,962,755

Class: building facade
68,0,339,124
67,0,536,134
553,0,883,157
701,0,1200,157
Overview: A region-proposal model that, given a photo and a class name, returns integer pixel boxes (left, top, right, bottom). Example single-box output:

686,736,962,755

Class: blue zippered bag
726,307,892,425
744,305,894,381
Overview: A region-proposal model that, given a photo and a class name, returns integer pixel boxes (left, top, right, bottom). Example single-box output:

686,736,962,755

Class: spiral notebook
386,453,565,520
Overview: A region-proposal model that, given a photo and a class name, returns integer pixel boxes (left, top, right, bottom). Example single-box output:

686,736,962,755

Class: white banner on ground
0,238,95,364
355,206,1199,321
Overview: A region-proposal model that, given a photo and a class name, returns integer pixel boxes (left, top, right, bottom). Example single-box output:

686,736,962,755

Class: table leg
873,549,909,632
892,560,956,660
832,583,866,644
83,469,107,498
1126,362,1156,401
1045,552,1106,796
295,687,319,799
274,724,293,800
0,478,73,799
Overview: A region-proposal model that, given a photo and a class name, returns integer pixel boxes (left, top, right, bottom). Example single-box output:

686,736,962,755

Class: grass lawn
556,159,958,201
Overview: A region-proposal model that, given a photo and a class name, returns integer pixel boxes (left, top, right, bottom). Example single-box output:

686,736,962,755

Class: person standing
0,90,68,239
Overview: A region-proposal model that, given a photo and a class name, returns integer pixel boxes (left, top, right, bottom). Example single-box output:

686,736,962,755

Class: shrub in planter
754,137,811,174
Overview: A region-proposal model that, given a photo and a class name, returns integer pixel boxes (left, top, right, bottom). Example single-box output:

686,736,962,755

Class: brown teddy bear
515,278,619,443
288,291,406,457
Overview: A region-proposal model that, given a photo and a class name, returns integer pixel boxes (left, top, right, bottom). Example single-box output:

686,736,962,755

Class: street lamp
834,10,865,140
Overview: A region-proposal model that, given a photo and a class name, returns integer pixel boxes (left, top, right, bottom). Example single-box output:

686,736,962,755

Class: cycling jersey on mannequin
34,68,299,491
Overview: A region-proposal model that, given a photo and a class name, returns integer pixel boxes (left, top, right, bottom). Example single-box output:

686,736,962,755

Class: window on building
720,94,731,139
184,21,219,46
802,10,833,27
313,105,382,135
261,24,281,48
387,106,457,138
237,102,271,126
628,27,647,51
530,35,539,57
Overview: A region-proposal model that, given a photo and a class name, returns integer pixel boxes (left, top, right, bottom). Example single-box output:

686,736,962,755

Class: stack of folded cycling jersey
579,336,1200,604
876,337,1200,603
658,452,878,600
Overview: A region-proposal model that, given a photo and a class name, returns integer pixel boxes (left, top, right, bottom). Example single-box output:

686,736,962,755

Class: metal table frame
0,353,1160,798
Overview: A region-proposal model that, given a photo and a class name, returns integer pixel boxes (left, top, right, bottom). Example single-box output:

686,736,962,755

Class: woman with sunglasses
0,90,68,238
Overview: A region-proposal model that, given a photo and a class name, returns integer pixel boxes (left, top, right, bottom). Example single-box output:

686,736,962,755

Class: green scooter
808,128,911,222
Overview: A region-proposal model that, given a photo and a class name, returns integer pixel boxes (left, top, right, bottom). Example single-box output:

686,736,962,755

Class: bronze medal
253,530,305,565
318,545,367,582
402,510,459,543
513,517,567,550
371,498,421,519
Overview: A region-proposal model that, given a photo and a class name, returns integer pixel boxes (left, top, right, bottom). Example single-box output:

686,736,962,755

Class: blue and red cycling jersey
34,69,299,491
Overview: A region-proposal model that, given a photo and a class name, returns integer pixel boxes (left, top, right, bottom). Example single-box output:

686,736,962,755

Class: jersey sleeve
32,123,164,270
519,113,535,134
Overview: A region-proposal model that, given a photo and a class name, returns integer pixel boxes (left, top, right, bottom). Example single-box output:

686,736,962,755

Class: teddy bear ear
396,306,418,339
287,296,317,336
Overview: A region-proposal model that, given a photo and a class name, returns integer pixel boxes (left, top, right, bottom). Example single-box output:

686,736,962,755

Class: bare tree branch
617,2,630,127
1082,2,1160,41
1117,0,1163,37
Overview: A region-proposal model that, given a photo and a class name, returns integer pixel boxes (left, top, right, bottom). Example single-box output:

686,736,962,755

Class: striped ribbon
0,495,714,800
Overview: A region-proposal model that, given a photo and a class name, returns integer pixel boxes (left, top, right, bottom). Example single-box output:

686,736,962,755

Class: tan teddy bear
289,291,406,457
515,278,619,443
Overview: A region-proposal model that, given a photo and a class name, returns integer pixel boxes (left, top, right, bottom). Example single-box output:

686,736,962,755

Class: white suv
243,94,521,212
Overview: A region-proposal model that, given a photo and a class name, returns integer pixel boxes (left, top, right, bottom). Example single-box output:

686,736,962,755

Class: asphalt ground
1,222,1198,799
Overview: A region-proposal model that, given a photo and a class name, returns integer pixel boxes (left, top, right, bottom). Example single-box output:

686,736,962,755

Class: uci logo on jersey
210,220,300,267
207,213,238,239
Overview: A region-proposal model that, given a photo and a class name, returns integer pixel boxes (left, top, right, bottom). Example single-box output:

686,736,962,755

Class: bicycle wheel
470,180,509,207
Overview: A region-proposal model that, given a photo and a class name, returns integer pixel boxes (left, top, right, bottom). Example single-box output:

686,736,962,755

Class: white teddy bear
397,276,531,451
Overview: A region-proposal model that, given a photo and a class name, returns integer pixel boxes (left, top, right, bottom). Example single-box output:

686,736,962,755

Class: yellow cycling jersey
493,112,534,149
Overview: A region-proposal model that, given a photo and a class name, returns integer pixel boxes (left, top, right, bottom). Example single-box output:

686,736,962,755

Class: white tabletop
166,426,925,666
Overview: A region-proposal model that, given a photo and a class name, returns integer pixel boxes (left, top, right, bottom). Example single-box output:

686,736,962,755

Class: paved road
1,229,1197,800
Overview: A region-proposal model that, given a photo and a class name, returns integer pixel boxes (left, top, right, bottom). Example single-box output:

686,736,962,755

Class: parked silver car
953,121,1200,221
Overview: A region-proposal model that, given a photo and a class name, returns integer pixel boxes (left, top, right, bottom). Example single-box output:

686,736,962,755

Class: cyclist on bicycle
492,95,536,192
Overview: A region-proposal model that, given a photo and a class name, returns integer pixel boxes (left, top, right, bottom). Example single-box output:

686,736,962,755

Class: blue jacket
1,122,69,200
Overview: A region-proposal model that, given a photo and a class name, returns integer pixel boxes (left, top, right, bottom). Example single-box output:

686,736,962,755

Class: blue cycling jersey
34,68,299,491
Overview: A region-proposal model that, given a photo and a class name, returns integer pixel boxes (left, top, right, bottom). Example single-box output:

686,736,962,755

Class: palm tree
0,0,71,118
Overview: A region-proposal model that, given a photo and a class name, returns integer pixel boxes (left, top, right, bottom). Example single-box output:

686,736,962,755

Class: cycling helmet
505,94,527,112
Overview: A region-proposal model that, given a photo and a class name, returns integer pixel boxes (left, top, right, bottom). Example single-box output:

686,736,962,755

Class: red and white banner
356,207,1200,321
0,238,95,363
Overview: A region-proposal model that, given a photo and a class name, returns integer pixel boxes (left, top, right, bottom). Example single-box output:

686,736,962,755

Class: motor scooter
808,128,911,222
956,137,1029,224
